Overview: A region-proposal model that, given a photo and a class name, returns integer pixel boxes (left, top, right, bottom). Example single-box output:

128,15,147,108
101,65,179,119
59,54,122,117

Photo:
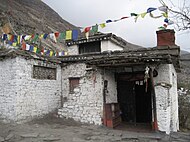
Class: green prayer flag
31,34,39,43
131,13,138,17
58,32,66,41
91,24,98,34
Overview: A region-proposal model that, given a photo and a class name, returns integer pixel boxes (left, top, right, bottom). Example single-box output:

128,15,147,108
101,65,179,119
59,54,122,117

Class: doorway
117,73,152,127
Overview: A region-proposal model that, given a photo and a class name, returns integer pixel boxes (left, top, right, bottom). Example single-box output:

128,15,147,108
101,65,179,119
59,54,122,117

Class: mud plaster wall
0,56,62,123
154,64,179,134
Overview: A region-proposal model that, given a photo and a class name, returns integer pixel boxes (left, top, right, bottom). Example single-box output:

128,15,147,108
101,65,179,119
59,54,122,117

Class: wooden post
150,68,158,131
103,80,108,126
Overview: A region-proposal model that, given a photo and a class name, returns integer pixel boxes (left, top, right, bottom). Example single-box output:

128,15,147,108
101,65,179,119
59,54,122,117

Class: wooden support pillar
150,67,159,131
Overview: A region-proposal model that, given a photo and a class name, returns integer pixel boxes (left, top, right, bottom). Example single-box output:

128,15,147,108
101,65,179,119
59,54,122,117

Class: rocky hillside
0,0,79,51
0,0,77,34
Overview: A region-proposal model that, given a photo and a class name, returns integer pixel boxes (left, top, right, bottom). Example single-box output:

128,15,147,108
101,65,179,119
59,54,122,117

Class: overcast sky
42,0,190,52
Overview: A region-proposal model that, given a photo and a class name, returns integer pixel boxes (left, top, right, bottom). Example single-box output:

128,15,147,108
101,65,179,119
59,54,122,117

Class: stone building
0,30,180,134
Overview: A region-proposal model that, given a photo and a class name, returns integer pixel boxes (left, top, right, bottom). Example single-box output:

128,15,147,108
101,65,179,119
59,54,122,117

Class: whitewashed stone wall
104,70,118,103
154,64,179,134
0,58,17,122
0,56,62,123
58,63,104,125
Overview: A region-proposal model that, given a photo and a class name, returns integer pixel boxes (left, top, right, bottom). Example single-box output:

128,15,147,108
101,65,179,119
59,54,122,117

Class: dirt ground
0,114,190,142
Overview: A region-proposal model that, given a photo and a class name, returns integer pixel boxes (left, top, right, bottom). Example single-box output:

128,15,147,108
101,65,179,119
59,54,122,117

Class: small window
79,41,101,54
33,65,56,80
69,78,80,93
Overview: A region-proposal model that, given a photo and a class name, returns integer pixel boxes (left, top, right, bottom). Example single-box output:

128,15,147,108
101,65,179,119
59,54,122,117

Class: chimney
156,29,175,46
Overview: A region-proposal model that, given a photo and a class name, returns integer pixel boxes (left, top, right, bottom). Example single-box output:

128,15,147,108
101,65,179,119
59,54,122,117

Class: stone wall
0,58,17,122
0,56,62,123
154,64,179,134
58,63,104,125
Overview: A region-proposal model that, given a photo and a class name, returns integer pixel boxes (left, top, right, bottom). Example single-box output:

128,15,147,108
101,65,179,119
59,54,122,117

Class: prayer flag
26,44,30,50
121,16,129,20
24,35,32,41
134,14,140,22
168,20,174,25
158,6,168,12
162,12,168,18
55,32,59,38
46,50,50,56
164,18,169,23
43,34,48,39
33,46,38,53
12,42,17,47
29,45,34,52
100,23,106,28
72,30,78,41
141,12,147,18
31,34,39,43
22,42,26,50
58,32,66,41
50,51,54,57
131,13,138,17
147,7,157,13
84,27,91,33
91,24,98,34
3,34,7,40
66,30,72,40
40,34,44,39
49,33,57,43
106,20,112,23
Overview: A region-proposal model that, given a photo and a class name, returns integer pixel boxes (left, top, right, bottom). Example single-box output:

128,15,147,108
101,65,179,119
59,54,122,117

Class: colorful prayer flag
58,32,66,41
91,24,98,34
50,51,54,57
141,12,147,18
100,23,106,28
147,7,157,13
72,30,78,41
106,20,112,23
29,45,34,52
121,16,129,20
158,6,168,13
84,27,91,33
26,44,30,50
33,46,38,53
131,13,138,17
66,30,72,40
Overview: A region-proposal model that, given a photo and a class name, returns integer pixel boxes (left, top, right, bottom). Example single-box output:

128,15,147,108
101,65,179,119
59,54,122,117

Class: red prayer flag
121,16,129,19
55,32,59,38
22,42,26,50
84,27,91,33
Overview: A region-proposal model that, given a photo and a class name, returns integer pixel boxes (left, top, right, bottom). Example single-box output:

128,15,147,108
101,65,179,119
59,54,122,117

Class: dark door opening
117,74,152,125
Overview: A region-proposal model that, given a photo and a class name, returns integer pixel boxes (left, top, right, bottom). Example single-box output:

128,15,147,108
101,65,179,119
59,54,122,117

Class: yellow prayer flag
50,51,54,57
100,23,106,28
40,34,44,39
12,42,17,47
33,47,38,53
17,36,20,44
66,30,72,40
141,12,147,18
162,12,168,18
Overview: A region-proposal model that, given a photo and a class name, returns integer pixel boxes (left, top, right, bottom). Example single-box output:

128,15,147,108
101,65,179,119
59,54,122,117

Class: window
69,78,80,93
33,65,56,80
79,41,101,54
